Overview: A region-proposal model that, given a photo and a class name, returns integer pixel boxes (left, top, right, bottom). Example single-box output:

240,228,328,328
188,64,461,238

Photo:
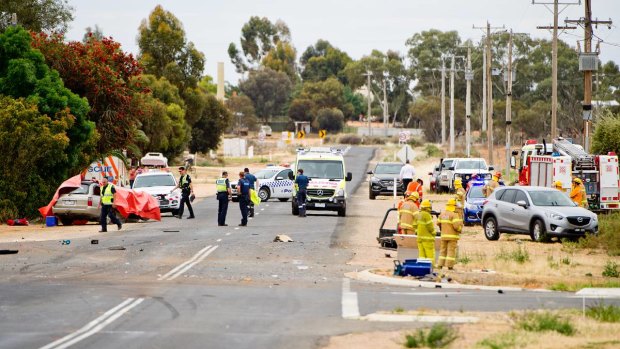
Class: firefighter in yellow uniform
398,192,419,234
454,178,465,219
416,199,436,266
570,177,588,209
437,198,463,269
483,172,501,197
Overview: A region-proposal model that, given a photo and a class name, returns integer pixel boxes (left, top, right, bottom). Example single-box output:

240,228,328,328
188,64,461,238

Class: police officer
99,176,122,232
437,198,463,270
244,168,257,217
237,171,251,226
294,168,309,217
216,171,232,226
172,166,195,219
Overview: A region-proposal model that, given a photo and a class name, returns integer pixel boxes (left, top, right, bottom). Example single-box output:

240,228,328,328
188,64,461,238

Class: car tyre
483,216,500,240
258,187,270,201
530,219,549,242
338,207,346,217
369,188,376,200
60,217,74,226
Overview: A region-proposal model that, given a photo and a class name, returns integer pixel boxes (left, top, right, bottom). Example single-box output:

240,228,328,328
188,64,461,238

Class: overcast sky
65,0,620,84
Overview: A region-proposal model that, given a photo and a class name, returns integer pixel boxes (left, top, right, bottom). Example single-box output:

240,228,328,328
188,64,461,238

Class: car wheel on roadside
483,216,500,240
171,209,179,216
60,217,74,226
258,187,270,201
369,189,376,200
338,207,346,217
530,219,549,242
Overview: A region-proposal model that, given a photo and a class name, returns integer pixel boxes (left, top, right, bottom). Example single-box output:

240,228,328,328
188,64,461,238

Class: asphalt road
0,146,616,349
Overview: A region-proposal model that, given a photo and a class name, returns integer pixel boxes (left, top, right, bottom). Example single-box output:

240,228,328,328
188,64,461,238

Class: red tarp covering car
39,174,161,221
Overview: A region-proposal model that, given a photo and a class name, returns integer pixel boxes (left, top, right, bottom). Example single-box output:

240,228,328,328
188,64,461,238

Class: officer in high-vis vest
99,176,122,232
437,198,463,270
172,166,195,219
216,171,232,226
398,192,419,234
416,199,436,266
453,178,465,219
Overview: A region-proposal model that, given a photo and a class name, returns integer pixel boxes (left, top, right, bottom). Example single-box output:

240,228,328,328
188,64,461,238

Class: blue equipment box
400,259,432,277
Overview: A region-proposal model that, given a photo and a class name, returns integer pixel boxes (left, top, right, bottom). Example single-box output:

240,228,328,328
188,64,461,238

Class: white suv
132,171,181,216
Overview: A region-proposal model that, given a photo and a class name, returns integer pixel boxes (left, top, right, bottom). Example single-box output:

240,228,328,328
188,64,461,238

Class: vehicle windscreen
71,184,91,195
374,164,403,174
468,186,485,199
528,190,576,207
133,175,175,188
442,160,454,169
455,160,487,170
298,160,344,179
255,169,279,179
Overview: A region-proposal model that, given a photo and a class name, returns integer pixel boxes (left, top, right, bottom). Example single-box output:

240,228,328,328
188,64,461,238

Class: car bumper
463,207,482,224
370,185,405,196
52,207,100,219
304,197,346,211
547,221,598,237
158,200,180,212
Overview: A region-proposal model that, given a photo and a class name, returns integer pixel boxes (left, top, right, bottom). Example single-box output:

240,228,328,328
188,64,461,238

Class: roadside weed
478,332,519,349
586,303,620,323
425,144,444,158
515,311,575,336
457,254,472,265
404,323,457,348
561,256,571,265
549,280,620,291
547,255,559,269
602,260,619,278
495,246,530,264
393,306,405,313
573,213,620,256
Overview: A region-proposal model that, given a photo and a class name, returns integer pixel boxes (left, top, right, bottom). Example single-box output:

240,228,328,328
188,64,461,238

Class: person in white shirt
399,160,416,197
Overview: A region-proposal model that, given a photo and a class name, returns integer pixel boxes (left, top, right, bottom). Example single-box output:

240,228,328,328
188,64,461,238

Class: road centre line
40,297,144,349
158,245,218,281
341,278,360,319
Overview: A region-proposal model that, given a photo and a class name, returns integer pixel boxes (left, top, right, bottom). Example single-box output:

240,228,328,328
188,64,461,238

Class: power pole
505,30,514,180
466,47,473,157
566,0,612,151
449,55,456,153
441,57,446,145
481,45,487,132
382,75,389,137
534,0,580,140
474,22,505,165
364,71,372,136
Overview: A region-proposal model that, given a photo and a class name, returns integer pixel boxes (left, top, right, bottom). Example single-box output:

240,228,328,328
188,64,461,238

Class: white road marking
40,297,144,349
158,245,218,281
297,266,309,270
216,239,222,242
341,278,360,319
225,233,231,236
234,227,240,230
261,208,265,211
390,292,472,296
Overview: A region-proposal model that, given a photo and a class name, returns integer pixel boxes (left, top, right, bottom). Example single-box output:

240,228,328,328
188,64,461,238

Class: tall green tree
301,40,352,84
226,94,259,131
239,68,292,122
0,0,74,32
228,17,291,73
592,110,620,155
189,94,232,153
261,41,298,81
0,26,95,172
138,5,205,93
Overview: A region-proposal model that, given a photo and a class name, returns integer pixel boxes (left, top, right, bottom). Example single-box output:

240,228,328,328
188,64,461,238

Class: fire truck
513,138,619,211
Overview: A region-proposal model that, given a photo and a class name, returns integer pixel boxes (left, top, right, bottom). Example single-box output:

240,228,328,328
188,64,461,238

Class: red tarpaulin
39,175,161,221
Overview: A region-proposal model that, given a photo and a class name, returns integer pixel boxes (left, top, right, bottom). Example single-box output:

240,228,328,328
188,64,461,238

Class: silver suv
481,186,598,242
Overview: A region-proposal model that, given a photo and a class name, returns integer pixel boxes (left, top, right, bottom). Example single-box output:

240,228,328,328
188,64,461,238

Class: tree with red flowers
32,32,147,154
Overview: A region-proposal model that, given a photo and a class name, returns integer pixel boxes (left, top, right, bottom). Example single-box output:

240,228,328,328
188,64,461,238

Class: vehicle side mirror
511,150,519,156
367,171,373,175
488,166,494,171
428,172,433,176
448,166,455,171
346,172,353,182
288,172,294,180
510,157,516,168
276,176,284,180
516,200,528,208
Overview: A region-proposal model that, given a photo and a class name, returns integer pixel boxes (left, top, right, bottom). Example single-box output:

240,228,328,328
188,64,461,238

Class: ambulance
290,147,352,216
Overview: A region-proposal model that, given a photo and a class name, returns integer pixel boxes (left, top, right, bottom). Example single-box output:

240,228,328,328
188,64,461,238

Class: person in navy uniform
216,171,232,226
237,171,251,226
244,167,257,217
295,169,310,217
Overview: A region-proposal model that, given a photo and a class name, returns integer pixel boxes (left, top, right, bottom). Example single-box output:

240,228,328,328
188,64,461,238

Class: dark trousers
178,193,194,218
217,192,228,225
100,204,120,232
239,194,249,225
297,189,307,217
402,178,413,197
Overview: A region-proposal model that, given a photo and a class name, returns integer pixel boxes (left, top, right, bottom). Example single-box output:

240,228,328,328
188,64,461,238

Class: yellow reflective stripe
445,257,456,260
442,234,460,239
437,219,451,223
419,220,433,224
418,236,435,240
400,210,416,215
438,256,446,260
400,223,415,228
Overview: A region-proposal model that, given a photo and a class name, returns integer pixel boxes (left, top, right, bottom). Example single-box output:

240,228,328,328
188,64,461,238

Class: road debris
108,246,126,251
61,240,70,245
273,234,293,242
163,230,179,233
91,239,99,244
0,250,19,255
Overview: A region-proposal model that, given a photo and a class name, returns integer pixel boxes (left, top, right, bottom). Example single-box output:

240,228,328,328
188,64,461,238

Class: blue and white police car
245,166,295,202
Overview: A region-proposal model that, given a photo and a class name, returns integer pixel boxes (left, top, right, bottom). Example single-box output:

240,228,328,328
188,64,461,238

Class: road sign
398,131,410,143
318,130,327,139
297,130,306,139
258,131,266,143
396,145,415,163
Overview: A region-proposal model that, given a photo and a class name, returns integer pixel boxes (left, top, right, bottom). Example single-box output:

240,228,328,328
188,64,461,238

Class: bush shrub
586,303,620,323
404,323,457,348
338,134,361,145
425,144,444,158
516,311,575,336
315,108,344,133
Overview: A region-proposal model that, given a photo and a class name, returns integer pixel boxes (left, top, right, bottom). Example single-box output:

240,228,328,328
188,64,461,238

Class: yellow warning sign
319,130,327,139
297,130,306,139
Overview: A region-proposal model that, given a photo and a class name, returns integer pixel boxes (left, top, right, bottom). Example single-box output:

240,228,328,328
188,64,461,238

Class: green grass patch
586,302,620,323
495,246,530,264
602,260,619,278
404,323,457,348
424,144,444,158
573,213,620,256
478,332,520,349
549,280,620,292
515,311,575,336
393,306,405,313
457,254,472,265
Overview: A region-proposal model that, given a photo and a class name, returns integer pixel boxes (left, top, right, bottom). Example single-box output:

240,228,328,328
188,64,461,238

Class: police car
231,166,294,202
